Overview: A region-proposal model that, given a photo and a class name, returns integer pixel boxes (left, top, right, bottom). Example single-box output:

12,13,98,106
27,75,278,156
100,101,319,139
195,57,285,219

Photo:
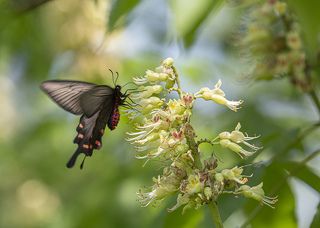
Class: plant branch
209,202,224,228
172,66,183,98
184,123,202,169
273,121,320,159
308,89,320,118
172,65,223,226
242,121,320,166
184,124,224,226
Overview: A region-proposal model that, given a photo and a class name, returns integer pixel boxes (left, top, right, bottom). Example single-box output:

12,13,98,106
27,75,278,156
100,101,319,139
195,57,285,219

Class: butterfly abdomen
108,97,121,130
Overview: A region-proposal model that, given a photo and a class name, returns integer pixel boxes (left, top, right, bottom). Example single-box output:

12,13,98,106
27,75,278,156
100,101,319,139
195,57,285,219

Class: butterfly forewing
40,80,96,115
79,85,114,117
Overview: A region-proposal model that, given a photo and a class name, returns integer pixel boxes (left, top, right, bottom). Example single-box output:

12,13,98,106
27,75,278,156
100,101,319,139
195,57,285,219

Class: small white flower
131,85,163,99
139,97,164,113
162,57,174,67
194,80,243,111
236,183,278,208
286,31,302,50
221,166,248,184
219,139,256,158
218,123,261,151
185,174,203,195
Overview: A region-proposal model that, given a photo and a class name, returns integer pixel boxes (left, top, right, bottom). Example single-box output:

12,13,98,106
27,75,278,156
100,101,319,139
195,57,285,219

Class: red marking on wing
95,140,101,148
83,144,89,149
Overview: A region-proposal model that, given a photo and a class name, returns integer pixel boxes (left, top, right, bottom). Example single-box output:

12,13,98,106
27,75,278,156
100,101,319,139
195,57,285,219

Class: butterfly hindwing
67,111,100,168
67,98,115,168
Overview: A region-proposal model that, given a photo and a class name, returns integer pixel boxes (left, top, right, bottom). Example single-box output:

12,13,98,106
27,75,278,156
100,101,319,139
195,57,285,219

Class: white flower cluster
127,58,276,212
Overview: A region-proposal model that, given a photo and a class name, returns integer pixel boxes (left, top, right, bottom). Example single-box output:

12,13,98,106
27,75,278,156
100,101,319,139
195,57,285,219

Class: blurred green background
0,0,319,227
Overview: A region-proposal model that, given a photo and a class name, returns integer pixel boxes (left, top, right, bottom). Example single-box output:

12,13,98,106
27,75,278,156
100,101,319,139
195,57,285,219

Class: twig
308,89,320,119
209,202,224,228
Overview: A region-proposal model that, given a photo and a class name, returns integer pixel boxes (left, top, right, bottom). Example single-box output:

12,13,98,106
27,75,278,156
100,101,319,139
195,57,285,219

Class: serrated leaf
169,0,225,48
107,0,140,31
283,161,320,192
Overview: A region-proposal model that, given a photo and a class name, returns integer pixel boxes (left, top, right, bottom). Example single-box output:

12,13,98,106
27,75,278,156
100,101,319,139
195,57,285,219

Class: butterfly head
115,85,121,92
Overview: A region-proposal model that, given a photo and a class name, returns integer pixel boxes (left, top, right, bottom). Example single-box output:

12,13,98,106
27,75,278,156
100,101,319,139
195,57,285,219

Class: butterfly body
108,98,121,130
40,80,127,169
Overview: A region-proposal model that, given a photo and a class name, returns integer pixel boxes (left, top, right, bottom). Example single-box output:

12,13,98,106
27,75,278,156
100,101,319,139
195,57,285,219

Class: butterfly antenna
80,155,87,170
115,71,119,85
109,69,115,86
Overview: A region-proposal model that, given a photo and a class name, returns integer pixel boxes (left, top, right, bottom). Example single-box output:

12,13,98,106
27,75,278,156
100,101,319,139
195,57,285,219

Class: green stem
172,66,222,226
273,121,320,160
184,123,202,169
209,202,224,228
172,66,183,98
184,124,223,226
244,121,320,165
308,89,320,118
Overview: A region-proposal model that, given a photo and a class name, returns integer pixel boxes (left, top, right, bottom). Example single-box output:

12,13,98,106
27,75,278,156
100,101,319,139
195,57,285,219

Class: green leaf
287,0,320,61
283,161,320,192
107,0,141,31
310,203,320,228
244,164,297,227
163,207,204,228
169,0,225,48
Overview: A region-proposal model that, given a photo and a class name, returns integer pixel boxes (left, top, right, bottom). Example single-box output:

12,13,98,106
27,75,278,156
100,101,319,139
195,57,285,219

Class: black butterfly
40,72,132,169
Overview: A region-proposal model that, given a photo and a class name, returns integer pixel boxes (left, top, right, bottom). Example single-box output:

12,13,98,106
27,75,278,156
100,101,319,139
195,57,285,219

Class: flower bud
204,187,213,201
182,94,194,108
275,53,289,75
274,2,286,15
286,31,301,50
221,166,247,184
162,57,174,67
168,99,186,115
133,85,163,99
174,143,189,154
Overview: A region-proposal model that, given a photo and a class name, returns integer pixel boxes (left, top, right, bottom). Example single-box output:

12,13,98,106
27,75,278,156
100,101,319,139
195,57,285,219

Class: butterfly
40,72,133,169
